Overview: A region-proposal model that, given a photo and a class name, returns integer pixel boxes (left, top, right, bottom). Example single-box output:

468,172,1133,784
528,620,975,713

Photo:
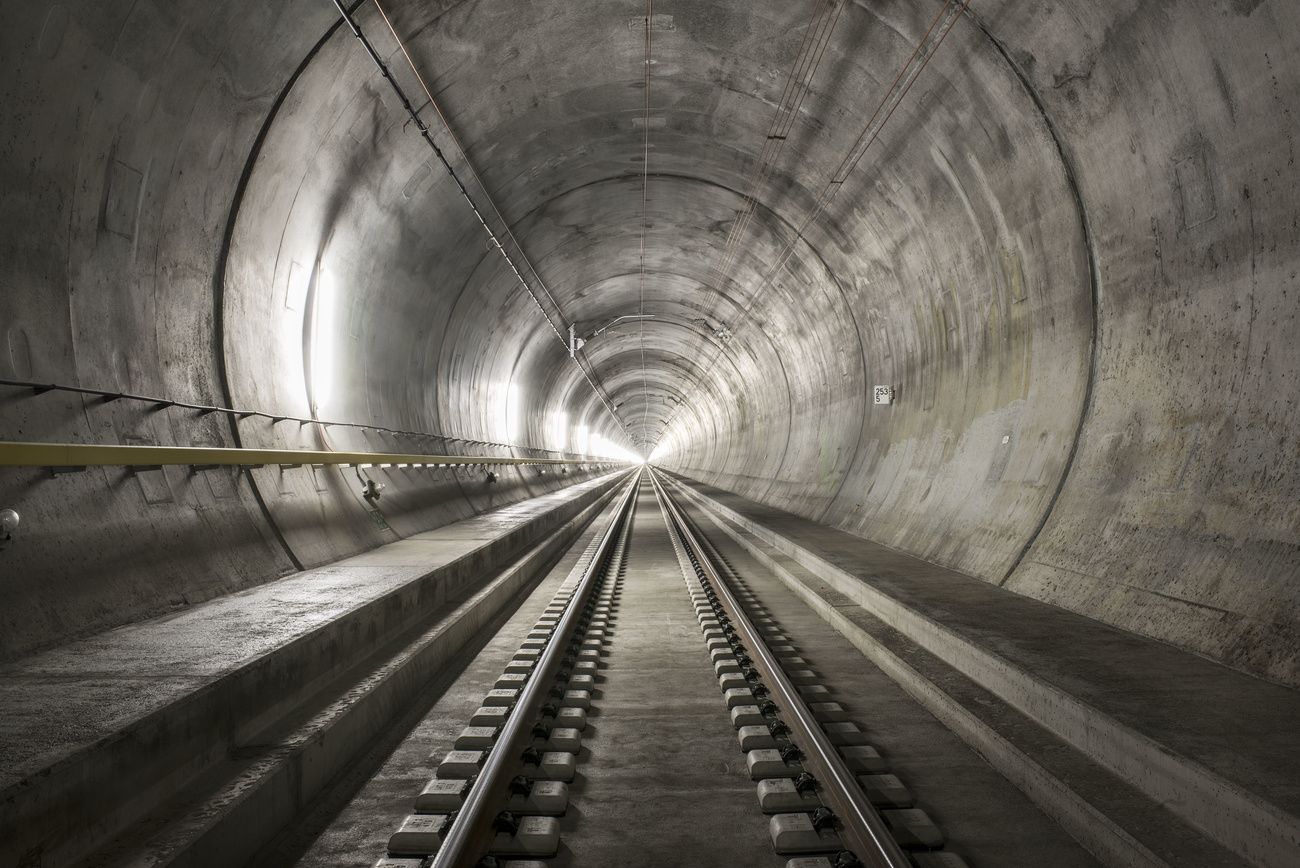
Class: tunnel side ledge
661,472,1300,868
0,471,627,868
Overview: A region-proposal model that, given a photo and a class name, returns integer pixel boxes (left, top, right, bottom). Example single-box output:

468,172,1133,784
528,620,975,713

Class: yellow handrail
0,441,618,468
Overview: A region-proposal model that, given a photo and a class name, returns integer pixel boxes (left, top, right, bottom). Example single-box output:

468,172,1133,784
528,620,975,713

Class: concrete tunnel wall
1,0,1298,687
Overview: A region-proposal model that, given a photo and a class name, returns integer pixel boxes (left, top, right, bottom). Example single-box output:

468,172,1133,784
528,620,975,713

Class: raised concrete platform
662,472,1300,868
0,471,628,868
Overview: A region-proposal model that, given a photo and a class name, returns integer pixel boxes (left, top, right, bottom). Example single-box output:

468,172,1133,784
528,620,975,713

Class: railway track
16,463,1276,868
365,469,969,868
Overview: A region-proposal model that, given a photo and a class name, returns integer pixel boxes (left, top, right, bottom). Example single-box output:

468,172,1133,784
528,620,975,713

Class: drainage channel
650,470,968,868
379,469,640,867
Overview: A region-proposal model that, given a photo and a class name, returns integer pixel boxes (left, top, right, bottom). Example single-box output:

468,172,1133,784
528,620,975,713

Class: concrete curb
1,473,625,868
121,483,621,868
664,476,1299,868
701,507,1167,868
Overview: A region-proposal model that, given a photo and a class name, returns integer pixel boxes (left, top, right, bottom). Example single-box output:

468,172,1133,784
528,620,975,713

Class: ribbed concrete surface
6,0,1300,691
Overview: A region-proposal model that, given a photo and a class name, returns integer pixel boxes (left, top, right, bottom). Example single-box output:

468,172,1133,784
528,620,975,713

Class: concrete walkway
0,472,623,868
665,472,1300,868
672,487,1103,868
286,479,632,867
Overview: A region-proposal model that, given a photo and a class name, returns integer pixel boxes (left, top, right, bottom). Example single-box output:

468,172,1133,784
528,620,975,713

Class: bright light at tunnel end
584,432,640,463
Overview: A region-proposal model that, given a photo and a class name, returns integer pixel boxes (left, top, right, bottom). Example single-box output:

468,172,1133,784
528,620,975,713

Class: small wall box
873,386,894,405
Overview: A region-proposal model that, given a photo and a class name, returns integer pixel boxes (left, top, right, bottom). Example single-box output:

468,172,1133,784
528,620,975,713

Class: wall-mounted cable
0,377,551,455
707,0,846,302
656,0,973,445
326,0,632,448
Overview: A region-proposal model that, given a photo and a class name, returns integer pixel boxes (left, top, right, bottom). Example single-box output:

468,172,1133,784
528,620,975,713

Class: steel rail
432,467,643,867
0,441,623,469
649,469,912,868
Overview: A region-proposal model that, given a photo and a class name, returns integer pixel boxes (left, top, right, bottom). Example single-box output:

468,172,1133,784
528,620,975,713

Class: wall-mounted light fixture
506,382,522,442
569,314,656,357
309,266,337,416
0,508,19,551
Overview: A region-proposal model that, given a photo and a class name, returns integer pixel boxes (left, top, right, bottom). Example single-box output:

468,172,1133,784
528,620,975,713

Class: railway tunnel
2,0,1299,866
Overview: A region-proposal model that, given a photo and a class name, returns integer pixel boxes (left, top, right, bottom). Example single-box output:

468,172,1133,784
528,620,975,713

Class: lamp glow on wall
553,411,568,452
506,382,522,444
589,432,639,462
309,265,335,416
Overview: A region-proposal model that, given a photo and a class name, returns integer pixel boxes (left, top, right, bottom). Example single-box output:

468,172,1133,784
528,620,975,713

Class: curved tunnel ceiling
221,0,1300,687
5,0,1300,689
227,0,1081,458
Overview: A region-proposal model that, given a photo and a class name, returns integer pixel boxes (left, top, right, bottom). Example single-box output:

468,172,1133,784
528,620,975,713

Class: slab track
243,470,1102,868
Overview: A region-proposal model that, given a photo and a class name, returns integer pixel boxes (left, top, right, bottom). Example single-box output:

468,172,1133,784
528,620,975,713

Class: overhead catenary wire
326,0,632,448
370,0,633,448
638,1,654,454
371,0,567,326
656,0,974,445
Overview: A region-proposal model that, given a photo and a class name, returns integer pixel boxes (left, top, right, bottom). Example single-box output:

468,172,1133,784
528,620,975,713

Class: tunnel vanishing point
2,1,1300,867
